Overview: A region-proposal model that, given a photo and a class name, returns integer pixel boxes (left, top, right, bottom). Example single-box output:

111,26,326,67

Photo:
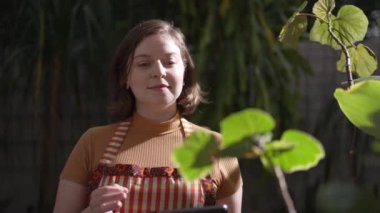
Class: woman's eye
166,60,176,66
137,62,150,67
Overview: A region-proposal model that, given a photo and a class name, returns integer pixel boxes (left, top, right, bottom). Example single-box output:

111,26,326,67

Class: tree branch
274,166,297,213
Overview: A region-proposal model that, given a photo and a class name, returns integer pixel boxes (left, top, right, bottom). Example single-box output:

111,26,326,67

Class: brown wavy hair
108,19,206,120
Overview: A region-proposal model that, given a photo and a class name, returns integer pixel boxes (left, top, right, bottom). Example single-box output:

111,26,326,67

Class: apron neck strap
99,116,193,165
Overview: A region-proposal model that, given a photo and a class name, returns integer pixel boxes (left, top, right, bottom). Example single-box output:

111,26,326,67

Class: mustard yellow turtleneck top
60,112,242,199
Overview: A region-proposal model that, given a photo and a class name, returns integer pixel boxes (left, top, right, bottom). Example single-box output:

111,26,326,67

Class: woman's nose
151,61,166,78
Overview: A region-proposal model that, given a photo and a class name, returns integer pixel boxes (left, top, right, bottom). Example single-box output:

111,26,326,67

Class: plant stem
259,140,297,213
298,13,324,21
326,17,354,87
273,166,297,213
326,14,358,181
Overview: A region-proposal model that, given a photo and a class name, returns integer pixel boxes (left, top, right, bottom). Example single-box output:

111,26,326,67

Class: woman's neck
135,104,178,123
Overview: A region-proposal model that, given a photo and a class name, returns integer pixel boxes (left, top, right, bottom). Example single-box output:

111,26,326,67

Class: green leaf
172,130,219,181
279,15,307,46
341,75,380,86
334,80,380,139
336,44,378,77
220,137,258,158
220,108,275,147
220,133,271,158
310,16,338,49
267,140,295,151
312,0,335,21
278,1,308,45
310,5,368,50
335,5,368,43
261,130,325,173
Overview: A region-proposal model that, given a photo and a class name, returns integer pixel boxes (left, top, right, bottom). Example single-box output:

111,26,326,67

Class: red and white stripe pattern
98,175,206,213
95,118,213,212
99,121,130,165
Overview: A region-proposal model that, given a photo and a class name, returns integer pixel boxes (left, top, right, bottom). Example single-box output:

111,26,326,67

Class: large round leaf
336,44,378,77
310,5,368,50
312,0,335,22
172,130,219,181
220,133,272,159
335,5,368,43
261,130,325,173
310,16,338,49
334,80,380,139
278,1,308,46
220,108,275,147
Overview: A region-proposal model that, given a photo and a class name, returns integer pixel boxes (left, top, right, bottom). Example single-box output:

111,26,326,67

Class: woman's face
128,33,185,111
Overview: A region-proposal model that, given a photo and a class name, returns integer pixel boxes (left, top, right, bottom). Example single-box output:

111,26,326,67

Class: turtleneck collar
130,111,182,135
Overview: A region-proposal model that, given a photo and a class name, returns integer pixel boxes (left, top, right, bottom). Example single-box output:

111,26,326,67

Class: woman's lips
148,84,169,90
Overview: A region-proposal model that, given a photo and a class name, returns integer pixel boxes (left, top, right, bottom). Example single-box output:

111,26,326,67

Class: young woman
54,19,242,213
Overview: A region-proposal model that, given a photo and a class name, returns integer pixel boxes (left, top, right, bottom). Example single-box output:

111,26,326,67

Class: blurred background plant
0,0,379,212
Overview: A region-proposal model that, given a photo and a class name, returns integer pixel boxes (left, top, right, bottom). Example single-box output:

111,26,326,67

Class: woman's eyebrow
134,52,180,59
133,54,151,59
165,52,179,56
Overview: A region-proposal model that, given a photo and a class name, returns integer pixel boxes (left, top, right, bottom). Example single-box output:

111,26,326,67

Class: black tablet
159,205,228,213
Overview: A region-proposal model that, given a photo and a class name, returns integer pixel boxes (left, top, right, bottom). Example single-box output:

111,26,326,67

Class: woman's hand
86,184,129,213
54,180,128,213
216,186,242,213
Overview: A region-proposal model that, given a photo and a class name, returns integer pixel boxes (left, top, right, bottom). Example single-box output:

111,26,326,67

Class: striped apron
87,118,217,212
